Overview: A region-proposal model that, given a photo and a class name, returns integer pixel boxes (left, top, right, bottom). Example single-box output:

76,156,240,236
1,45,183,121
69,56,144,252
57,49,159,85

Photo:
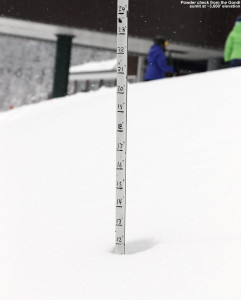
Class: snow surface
70,58,117,73
1,68,241,299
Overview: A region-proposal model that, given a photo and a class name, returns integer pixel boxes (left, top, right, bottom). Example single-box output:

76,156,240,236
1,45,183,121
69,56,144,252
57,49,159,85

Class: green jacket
224,22,241,62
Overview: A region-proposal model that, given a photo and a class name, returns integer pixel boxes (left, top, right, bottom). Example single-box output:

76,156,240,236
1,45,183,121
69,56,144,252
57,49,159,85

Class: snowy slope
1,68,241,299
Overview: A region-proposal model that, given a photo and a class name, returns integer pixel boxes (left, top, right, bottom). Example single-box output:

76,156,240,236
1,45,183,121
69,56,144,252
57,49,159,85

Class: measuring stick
115,0,129,255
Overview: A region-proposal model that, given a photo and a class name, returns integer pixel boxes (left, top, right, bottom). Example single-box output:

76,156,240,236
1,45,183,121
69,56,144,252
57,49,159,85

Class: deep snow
1,67,241,299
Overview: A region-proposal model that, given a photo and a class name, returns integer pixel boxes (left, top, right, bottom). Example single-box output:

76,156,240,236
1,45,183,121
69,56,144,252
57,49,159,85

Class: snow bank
1,68,241,299
70,58,117,73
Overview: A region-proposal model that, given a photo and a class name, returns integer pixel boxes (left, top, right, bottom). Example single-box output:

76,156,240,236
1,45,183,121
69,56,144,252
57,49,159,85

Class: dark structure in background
0,0,238,47
0,0,240,97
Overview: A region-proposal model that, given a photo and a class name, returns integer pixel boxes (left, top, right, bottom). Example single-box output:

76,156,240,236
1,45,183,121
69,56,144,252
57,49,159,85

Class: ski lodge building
0,0,240,106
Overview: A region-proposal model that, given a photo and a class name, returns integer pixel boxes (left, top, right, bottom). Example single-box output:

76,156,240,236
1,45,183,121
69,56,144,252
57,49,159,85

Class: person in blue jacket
144,36,174,81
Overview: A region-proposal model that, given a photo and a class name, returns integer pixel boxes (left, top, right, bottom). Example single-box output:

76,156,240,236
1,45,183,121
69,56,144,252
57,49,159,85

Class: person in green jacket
224,16,241,67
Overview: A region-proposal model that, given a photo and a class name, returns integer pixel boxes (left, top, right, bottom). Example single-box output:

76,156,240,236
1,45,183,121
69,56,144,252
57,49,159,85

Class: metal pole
137,55,146,82
52,34,74,98
115,0,129,255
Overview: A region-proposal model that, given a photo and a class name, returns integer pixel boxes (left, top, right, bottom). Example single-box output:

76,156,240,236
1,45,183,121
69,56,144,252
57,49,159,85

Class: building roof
0,0,240,48
0,16,223,61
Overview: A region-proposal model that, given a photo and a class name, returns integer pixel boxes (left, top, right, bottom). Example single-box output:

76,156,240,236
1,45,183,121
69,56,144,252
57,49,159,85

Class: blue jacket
144,44,174,80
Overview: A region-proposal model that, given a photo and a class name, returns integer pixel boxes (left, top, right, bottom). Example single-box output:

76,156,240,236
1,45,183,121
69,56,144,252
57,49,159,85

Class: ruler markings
115,0,129,255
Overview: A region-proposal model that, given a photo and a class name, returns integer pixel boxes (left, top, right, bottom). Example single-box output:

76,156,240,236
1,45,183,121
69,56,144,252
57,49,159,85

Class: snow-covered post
115,0,129,255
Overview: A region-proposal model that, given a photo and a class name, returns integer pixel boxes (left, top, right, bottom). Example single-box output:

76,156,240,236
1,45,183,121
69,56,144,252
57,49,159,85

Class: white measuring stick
115,0,129,255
